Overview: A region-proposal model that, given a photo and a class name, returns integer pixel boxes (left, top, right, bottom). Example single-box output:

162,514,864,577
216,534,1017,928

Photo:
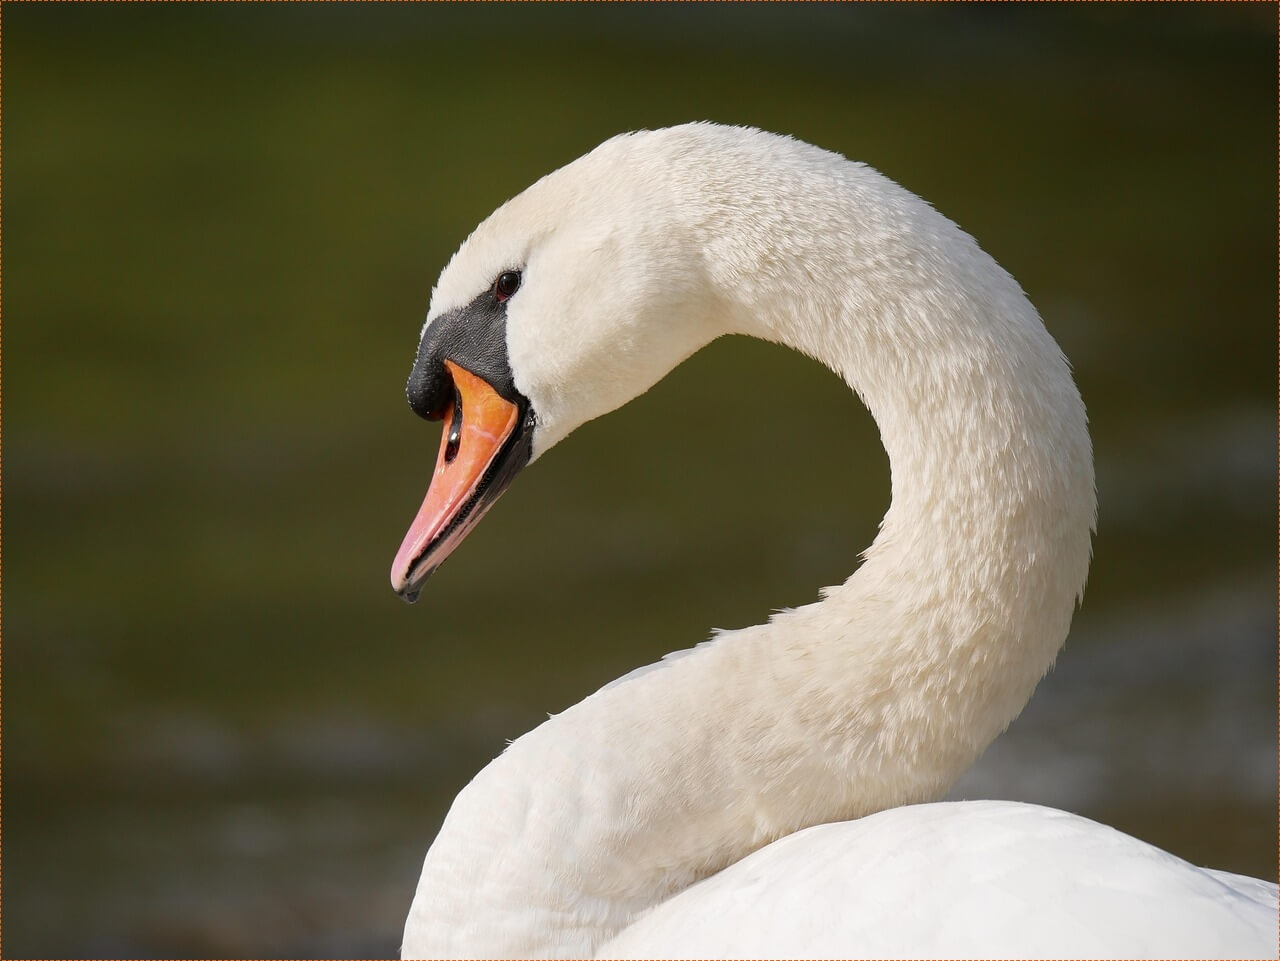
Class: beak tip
391,563,431,604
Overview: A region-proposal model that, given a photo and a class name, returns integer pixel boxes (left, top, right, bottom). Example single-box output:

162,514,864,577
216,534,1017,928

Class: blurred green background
5,4,1275,956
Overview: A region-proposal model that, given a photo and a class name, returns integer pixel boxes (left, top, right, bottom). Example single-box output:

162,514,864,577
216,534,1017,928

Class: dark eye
494,270,521,302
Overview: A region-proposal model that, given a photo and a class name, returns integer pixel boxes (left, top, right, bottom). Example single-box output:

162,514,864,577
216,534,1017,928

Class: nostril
444,391,463,462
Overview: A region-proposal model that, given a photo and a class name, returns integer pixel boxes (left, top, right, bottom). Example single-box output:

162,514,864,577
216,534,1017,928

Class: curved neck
402,165,1095,958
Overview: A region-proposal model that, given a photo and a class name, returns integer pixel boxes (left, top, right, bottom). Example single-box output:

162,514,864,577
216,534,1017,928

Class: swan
388,123,1277,958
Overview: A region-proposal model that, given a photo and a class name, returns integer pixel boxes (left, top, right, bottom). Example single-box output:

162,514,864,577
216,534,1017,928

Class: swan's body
599,801,1278,959
390,124,1277,958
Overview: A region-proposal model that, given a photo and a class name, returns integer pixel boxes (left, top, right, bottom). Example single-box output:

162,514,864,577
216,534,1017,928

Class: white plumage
599,801,1277,959
397,124,1277,958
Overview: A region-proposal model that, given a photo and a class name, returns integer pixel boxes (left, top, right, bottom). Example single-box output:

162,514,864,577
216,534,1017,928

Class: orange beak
390,360,523,602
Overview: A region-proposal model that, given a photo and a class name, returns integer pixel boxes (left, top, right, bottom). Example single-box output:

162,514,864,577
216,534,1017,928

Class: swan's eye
494,270,521,303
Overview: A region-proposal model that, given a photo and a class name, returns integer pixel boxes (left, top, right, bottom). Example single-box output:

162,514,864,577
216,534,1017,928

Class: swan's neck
402,163,1095,957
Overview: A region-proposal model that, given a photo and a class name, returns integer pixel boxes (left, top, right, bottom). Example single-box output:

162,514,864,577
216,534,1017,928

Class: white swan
389,123,1277,958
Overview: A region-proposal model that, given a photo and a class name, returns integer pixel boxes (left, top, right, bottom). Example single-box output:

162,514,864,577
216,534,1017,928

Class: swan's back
598,801,1278,959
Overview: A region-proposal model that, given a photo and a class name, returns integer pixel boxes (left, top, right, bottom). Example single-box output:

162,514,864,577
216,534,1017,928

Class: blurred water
5,5,1275,956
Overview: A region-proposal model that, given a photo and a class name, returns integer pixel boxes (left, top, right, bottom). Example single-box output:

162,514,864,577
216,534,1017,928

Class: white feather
599,800,1277,959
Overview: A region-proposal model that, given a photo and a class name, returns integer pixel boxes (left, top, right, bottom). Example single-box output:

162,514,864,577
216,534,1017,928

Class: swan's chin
391,360,532,602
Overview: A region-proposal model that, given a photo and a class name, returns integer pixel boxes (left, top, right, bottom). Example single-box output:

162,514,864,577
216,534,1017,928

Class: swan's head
390,127,730,601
